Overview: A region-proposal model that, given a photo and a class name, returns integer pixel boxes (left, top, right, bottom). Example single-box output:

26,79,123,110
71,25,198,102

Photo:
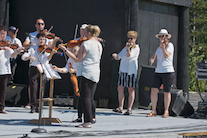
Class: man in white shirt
5,26,23,84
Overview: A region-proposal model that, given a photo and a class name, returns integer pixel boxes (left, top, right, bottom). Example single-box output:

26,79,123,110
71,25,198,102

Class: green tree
189,0,207,92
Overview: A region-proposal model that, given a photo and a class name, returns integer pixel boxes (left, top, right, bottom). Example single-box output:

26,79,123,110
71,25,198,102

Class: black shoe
35,108,39,113
30,109,34,113
124,110,132,115
112,108,122,113
91,119,96,124
72,118,82,123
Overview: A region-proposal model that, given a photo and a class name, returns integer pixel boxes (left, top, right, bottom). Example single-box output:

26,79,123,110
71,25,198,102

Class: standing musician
59,25,103,128
112,31,140,115
23,17,52,48
147,29,175,118
21,32,57,113
6,26,23,84
0,25,25,114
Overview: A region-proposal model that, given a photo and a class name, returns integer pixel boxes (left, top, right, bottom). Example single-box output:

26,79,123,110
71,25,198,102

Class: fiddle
63,37,87,48
69,62,80,96
38,45,63,56
0,40,10,47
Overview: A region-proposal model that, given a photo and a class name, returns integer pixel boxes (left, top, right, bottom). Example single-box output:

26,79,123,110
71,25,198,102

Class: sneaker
25,103,30,109
72,118,82,123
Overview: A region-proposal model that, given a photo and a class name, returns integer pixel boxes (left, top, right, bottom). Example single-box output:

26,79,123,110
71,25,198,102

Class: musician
147,29,174,118
59,25,103,128
23,17,52,48
0,25,24,114
112,31,140,115
21,32,57,113
51,46,79,74
5,26,23,84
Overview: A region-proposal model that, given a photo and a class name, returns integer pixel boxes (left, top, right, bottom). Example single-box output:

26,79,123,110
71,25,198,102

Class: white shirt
155,42,175,73
0,48,14,75
76,40,103,83
64,58,77,73
21,45,50,67
117,44,140,76
25,31,52,45
6,36,22,47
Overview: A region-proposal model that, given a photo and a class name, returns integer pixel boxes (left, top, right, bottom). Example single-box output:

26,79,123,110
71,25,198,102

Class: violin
69,62,80,96
38,45,63,56
63,37,87,48
0,40,10,47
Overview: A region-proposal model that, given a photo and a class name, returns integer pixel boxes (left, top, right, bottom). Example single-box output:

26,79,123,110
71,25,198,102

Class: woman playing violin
147,29,175,118
112,31,140,115
21,32,57,113
0,25,25,114
59,25,103,128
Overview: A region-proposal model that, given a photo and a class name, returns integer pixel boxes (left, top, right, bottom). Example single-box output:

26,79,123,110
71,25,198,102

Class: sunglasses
37,23,44,25
128,37,134,40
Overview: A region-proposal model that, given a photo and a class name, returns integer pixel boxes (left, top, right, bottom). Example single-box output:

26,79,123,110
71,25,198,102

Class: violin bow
74,24,78,40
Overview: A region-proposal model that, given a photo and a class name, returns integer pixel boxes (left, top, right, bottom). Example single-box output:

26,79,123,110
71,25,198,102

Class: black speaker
179,101,195,117
156,89,187,116
138,65,155,109
6,83,27,106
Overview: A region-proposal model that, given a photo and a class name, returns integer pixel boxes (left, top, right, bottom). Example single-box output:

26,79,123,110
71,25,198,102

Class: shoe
91,118,96,124
30,109,34,113
124,110,132,115
72,118,82,123
146,112,156,117
75,123,91,128
163,112,169,118
35,108,39,113
25,103,30,109
112,108,122,113
0,109,8,114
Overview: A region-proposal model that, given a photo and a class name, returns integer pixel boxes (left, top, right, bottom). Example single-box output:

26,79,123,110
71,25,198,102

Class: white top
64,58,77,73
117,44,140,76
0,48,14,75
21,44,50,67
6,36,22,47
76,40,103,83
25,31,52,45
155,42,175,73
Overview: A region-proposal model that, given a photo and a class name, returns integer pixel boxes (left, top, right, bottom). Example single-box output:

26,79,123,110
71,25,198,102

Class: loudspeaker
156,89,187,116
179,101,195,117
6,83,27,106
138,65,155,109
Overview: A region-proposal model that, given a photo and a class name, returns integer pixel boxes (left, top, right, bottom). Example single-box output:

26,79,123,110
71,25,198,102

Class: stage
0,92,207,138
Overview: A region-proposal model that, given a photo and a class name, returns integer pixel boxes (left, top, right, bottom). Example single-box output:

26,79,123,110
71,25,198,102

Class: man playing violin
23,17,52,49
0,25,25,114
6,26,23,84
21,32,57,113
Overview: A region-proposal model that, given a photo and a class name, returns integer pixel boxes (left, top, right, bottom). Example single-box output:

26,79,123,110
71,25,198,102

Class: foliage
189,0,207,92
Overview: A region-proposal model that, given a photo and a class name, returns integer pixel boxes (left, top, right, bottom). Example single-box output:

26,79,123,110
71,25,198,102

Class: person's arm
51,65,68,73
47,49,57,60
149,54,157,65
11,47,25,58
160,42,171,59
23,40,34,49
59,44,86,62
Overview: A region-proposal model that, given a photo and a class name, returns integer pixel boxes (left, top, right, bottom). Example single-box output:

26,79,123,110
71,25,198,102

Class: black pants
0,75,9,111
76,82,97,119
78,76,97,123
29,66,40,110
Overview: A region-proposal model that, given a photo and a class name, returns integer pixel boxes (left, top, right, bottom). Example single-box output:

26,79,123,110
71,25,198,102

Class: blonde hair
127,31,138,39
87,25,101,37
